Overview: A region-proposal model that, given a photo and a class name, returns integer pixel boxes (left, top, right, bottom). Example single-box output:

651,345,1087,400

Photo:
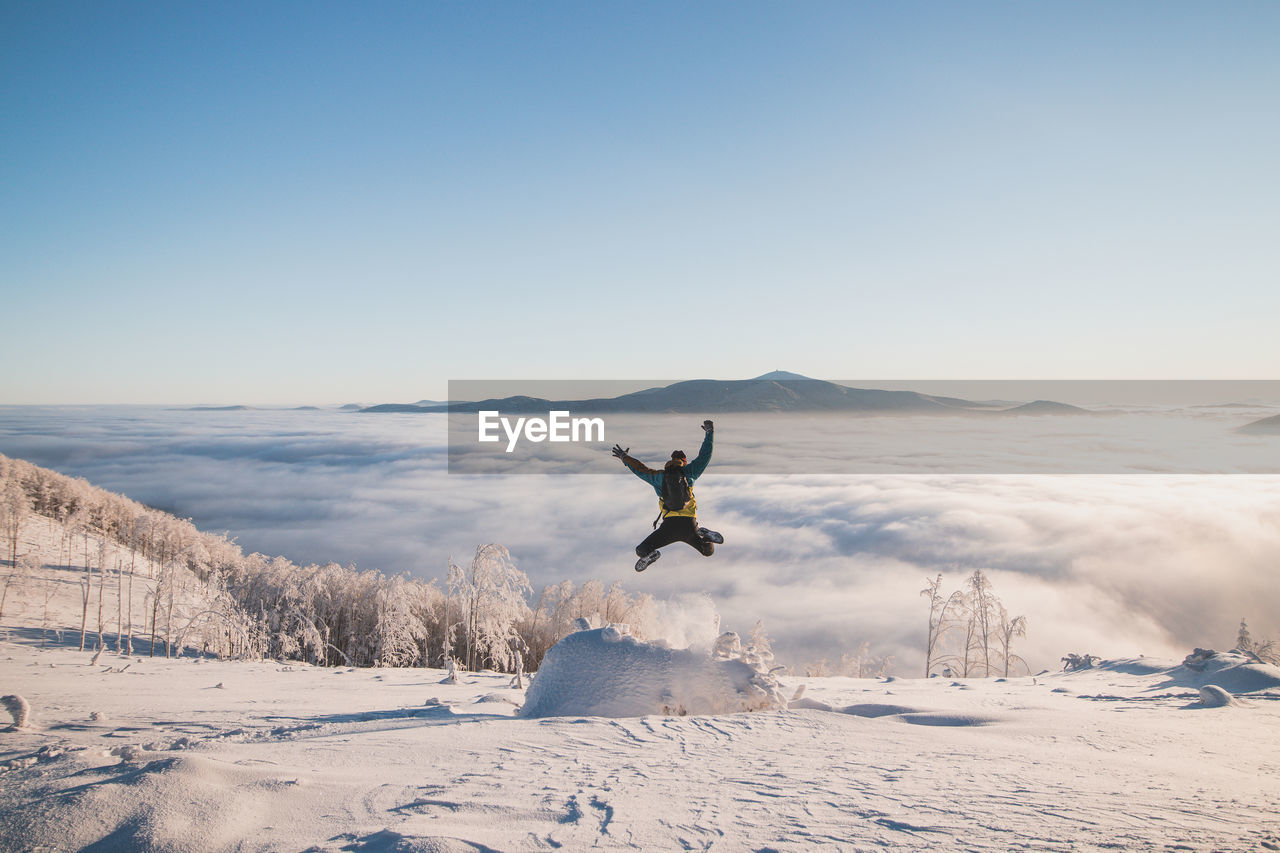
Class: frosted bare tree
467,544,531,672
967,569,998,675
96,539,109,653
443,558,463,667
1,477,28,572
746,620,775,670
571,579,605,625
39,574,58,648
373,576,427,667
522,580,575,670
448,544,531,673
0,552,36,620
74,512,93,652
996,605,1028,677
602,581,630,625
921,574,965,677
930,570,1027,678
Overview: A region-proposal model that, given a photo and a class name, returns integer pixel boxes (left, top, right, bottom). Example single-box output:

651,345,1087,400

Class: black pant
636,516,714,558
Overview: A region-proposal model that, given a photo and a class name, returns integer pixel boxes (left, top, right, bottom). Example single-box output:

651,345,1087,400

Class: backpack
661,465,691,512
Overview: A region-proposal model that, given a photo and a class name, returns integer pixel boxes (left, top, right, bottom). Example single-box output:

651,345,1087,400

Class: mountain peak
752,370,815,382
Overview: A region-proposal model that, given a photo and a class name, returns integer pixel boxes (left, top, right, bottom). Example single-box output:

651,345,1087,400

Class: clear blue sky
3,1,1277,404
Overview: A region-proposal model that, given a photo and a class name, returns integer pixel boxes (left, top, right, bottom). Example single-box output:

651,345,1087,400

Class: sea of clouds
2,404,1277,673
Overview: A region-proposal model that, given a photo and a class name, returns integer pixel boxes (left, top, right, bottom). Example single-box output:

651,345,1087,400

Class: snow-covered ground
4,639,1280,852
4,532,1280,852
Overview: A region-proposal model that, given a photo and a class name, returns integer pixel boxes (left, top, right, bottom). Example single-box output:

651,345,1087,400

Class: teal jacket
620,430,713,518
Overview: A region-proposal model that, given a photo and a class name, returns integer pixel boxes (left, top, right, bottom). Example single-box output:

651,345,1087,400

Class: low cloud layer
2,406,1277,673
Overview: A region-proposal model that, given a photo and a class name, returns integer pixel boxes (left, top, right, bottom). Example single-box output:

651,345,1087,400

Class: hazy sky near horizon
3,2,1278,404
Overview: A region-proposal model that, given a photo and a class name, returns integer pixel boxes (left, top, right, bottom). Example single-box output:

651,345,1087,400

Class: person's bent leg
673,518,715,556
637,519,686,557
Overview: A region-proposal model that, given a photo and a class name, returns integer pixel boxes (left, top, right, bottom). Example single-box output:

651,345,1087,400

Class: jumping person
612,419,724,572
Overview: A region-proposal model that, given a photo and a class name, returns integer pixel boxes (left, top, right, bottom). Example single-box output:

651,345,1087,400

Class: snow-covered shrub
712,631,741,659
510,651,524,689
745,620,777,671
441,659,460,684
1182,648,1217,671
1,694,30,729
1061,653,1099,671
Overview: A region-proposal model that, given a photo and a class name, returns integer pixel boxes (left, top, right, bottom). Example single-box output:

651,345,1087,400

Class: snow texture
519,625,786,718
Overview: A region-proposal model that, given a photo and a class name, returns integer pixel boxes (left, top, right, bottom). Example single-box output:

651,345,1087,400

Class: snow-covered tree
1,477,28,571
746,620,775,670
996,606,1028,677
571,579,606,625
1236,617,1278,665
967,569,997,675
3,453,709,673
373,576,427,667
929,570,1027,678
0,552,36,619
920,574,950,677
449,544,532,673
522,580,576,670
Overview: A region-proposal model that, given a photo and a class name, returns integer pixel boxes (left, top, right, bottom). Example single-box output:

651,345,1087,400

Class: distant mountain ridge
1239,413,1280,435
360,373,1085,415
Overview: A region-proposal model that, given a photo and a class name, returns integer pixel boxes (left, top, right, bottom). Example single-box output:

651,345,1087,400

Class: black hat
671,450,686,460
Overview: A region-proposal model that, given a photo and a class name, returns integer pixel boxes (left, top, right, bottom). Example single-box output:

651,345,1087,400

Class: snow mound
1172,650,1280,693
1195,685,1236,708
4,753,282,851
519,626,787,718
1097,658,1172,676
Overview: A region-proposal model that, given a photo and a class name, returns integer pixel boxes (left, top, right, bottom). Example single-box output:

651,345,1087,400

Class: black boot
635,550,662,572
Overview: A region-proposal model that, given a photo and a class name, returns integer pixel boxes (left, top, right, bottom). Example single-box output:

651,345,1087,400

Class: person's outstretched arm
613,444,661,487
684,420,714,481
